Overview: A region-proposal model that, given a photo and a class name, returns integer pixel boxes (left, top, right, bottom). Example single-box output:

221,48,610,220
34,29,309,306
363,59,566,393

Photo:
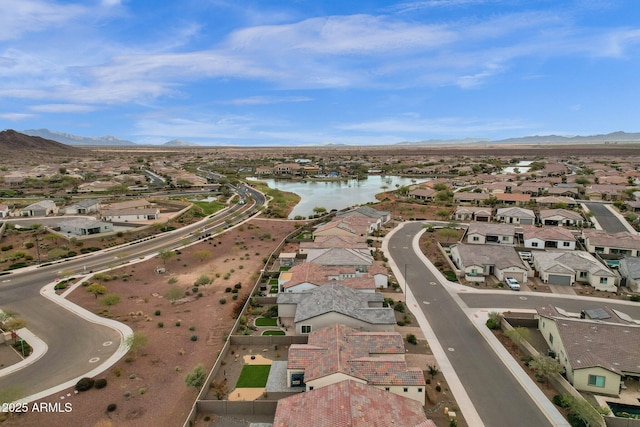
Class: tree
428,364,440,379
86,283,107,299
312,206,327,216
436,209,450,220
505,327,530,348
437,228,459,242
194,274,212,287
185,364,206,388
192,250,211,263
126,332,149,359
158,249,175,266
565,395,604,427
165,286,184,302
529,356,563,387
486,311,504,329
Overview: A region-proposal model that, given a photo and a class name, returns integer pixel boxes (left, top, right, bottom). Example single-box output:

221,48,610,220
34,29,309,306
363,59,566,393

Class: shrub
435,385,442,392
234,283,242,289
553,395,572,408
94,378,108,389
99,294,121,306
225,287,232,293
189,326,195,331
219,298,227,305
75,377,95,392
406,333,417,345
154,310,161,316
486,318,499,330
106,403,117,412
630,295,640,302
157,322,164,328
394,302,405,313
185,364,206,387
190,335,198,341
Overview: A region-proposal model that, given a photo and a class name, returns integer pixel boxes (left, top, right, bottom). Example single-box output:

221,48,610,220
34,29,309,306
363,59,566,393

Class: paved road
388,222,554,427
582,202,630,233
0,195,262,401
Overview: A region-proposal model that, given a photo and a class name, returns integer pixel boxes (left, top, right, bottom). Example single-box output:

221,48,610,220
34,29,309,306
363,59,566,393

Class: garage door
548,274,572,285
506,272,525,282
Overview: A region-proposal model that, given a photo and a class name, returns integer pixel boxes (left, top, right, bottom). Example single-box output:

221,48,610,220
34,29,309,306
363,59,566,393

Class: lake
249,175,424,218
502,160,533,174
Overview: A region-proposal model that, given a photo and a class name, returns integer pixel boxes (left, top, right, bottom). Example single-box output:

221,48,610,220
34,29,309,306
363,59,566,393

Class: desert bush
94,378,108,389
75,377,95,392
106,403,117,412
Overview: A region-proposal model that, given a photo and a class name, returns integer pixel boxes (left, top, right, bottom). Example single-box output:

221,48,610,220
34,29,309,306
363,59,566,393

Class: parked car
505,277,520,291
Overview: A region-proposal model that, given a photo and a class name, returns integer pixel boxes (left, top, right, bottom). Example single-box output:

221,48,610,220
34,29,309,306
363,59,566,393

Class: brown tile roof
289,325,424,386
273,380,436,427
300,235,369,250
282,262,376,290
583,230,640,250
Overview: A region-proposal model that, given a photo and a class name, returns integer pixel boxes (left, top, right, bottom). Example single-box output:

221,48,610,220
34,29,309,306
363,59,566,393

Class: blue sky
1,0,639,146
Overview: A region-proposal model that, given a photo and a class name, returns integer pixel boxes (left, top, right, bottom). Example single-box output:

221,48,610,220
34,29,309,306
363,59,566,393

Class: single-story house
0,204,9,218
495,207,536,225
409,188,436,202
531,251,616,290
64,199,101,215
277,283,396,335
534,196,578,208
314,217,376,237
453,206,492,222
547,186,580,198
520,225,577,250
537,305,640,396
619,257,640,292
278,262,383,293
101,208,160,222
450,243,528,283
538,209,585,227
453,192,490,205
306,247,373,272
336,205,390,225
21,200,58,217
58,218,114,236
299,235,369,255
466,222,516,245
582,230,640,257
273,380,436,427
495,193,531,206
104,199,154,211
286,324,425,403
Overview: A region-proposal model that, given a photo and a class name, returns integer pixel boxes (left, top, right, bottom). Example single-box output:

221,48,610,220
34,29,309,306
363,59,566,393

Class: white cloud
0,0,87,41
227,96,313,106
29,104,97,113
0,112,34,121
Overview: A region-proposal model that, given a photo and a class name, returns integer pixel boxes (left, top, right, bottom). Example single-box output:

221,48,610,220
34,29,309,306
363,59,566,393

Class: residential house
278,262,383,293
538,209,585,227
453,206,492,222
520,225,577,250
277,284,396,334
534,196,578,208
64,199,101,215
77,180,119,193
58,218,114,236
273,380,436,427
101,208,160,222
582,230,640,257
626,200,640,213
453,192,490,205
104,199,154,210
285,324,425,402
409,188,436,202
532,251,616,290
495,193,531,206
495,207,536,225
0,204,9,218
537,305,640,396
515,181,551,196
450,243,528,283
299,235,369,255
585,184,625,201
273,163,301,175
307,247,374,272
313,217,376,238
619,257,640,292
278,252,296,267
547,186,580,198
336,205,390,225
21,200,58,217
254,166,273,175
466,223,516,245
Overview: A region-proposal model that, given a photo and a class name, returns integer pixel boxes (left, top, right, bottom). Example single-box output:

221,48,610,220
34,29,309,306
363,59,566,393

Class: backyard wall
605,417,640,427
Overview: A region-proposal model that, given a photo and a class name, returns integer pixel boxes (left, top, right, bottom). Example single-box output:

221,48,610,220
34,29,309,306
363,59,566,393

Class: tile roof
273,380,435,427
537,305,640,375
300,235,369,250
288,324,424,386
534,196,577,205
281,263,376,290
496,207,536,218
452,243,525,270
467,222,516,237
583,230,640,251
521,225,576,242
307,247,374,267
538,209,583,221
336,205,389,219
532,251,615,277
278,283,395,325
495,193,531,202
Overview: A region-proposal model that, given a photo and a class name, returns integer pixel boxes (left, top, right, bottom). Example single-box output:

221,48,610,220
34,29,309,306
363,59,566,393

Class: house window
470,269,477,276
531,242,539,247
301,325,312,334
595,247,604,253
588,375,606,388
309,386,314,391
385,387,390,391
403,387,408,393
579,271,587,278
549,333,553,344
418,388,423,393
563,242,570,247
473,236,479,242
502,236,509,241
599,277,608,284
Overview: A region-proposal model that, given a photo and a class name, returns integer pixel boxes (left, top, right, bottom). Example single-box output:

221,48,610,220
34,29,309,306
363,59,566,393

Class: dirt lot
5,218,298,427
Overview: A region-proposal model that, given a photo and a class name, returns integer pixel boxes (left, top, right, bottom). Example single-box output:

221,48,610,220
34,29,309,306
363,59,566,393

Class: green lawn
255,317,277,327
269,279,278,285
269,286,278,294
236,365,271,388
262,330,285,336
192,201,225,215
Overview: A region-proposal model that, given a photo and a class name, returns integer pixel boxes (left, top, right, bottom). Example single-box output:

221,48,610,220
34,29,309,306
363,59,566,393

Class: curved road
388,221,640,426
0,194,262,401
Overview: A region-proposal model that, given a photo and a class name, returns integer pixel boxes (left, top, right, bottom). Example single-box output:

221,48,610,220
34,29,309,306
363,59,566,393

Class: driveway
582,202,631,233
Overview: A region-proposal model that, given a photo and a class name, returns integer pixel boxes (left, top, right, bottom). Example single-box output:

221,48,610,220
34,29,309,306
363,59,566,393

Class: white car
505,277,520,291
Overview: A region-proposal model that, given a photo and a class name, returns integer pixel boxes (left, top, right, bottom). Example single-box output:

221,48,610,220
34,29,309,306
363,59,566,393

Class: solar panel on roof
585,308,610,320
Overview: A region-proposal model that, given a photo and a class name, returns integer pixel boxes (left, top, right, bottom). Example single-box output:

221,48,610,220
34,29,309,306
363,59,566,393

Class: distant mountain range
0,129,87,157
23,128,137,146
15,128,640,147
397,131,640,146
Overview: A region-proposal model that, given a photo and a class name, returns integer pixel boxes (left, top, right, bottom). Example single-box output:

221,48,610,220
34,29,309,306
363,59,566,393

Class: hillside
0,129,87,159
